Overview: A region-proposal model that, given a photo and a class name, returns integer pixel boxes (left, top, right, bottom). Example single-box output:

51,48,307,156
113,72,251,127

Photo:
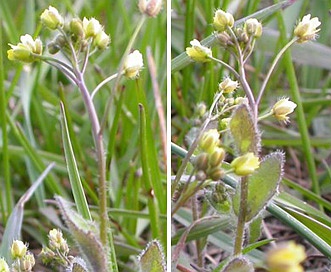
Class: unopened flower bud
219,118,230,130
266,241,306,272
244,18,262,38
21,253,35,272
11,240,27,259
213,9,234,32
231,152,260,176
236,28,249,43
0,258,9,272
199,129,220,153
83,17,103,38
194,153,209,171
196,170,207,181
208,167,224,181
219,77,239,94
40,6,63,30
138,0,162,17
93,30,111,50
235,97,248,105
272,98,297,123
124,50,144,79
209,147,225,167
70,18,85,39
215,32,233,47
48,229,69,254
195,102,207,117
186,39,212,62
47,41,60,54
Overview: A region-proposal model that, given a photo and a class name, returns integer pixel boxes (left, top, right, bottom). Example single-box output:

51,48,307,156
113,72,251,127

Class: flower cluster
194,129,225,181
39,229,72,268
10,240,35,272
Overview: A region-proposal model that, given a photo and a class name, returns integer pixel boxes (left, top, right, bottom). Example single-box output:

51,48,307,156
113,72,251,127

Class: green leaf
229,103,260,155
0,163,54,262
59,102,91,220
248,216,262,244
138,240,166,272
222,257,254,272
55,196,108,272
233,152,284,222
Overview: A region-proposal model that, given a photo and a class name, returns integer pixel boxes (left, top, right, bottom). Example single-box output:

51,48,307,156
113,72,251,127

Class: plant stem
256,37,297,107
75,72,109,247
233,176,248,255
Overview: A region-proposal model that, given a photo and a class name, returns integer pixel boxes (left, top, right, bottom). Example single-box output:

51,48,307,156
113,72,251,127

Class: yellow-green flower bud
234,97,248,105
213,9,234,32
194,153,209,171
266,241,306,272
83,17,103,38
186,39,212,63
20,253,35,271
209,147,225,167
231,152,260,176
195,102,207,117
294,14,321,43
70,18,85,39
47,41,60,54
208,167,224,181
48,229,69,254
219,77,239,94
244,18,262,38
93,30,111,50
138,0,162,17
199,129,220,153
124,50,144,79
0,258,9,272
40,6,63,30
7,34,43,63
11,240,27,259
272,98,297,123
219,117,230,130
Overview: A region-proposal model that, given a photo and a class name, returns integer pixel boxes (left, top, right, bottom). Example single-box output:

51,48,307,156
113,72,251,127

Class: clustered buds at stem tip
272,97,297,123
244,18,262,38
231,152,260,176
266,241,306,272
213,9,234,32
138,0,162,17
294,14,321,43
186,39,212,63
124,50,144,79
199,129,220,153
219,77,239,94
40,6,64,30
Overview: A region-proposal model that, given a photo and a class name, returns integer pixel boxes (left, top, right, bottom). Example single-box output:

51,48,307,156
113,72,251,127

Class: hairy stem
234,176,249,255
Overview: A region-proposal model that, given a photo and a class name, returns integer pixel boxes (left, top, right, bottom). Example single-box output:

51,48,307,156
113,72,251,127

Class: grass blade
60,102,91,220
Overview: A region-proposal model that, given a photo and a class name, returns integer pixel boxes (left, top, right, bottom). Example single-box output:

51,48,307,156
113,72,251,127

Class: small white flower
294,14,321,43
272,98,297,123
219,77,239,94
124,50,144,79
